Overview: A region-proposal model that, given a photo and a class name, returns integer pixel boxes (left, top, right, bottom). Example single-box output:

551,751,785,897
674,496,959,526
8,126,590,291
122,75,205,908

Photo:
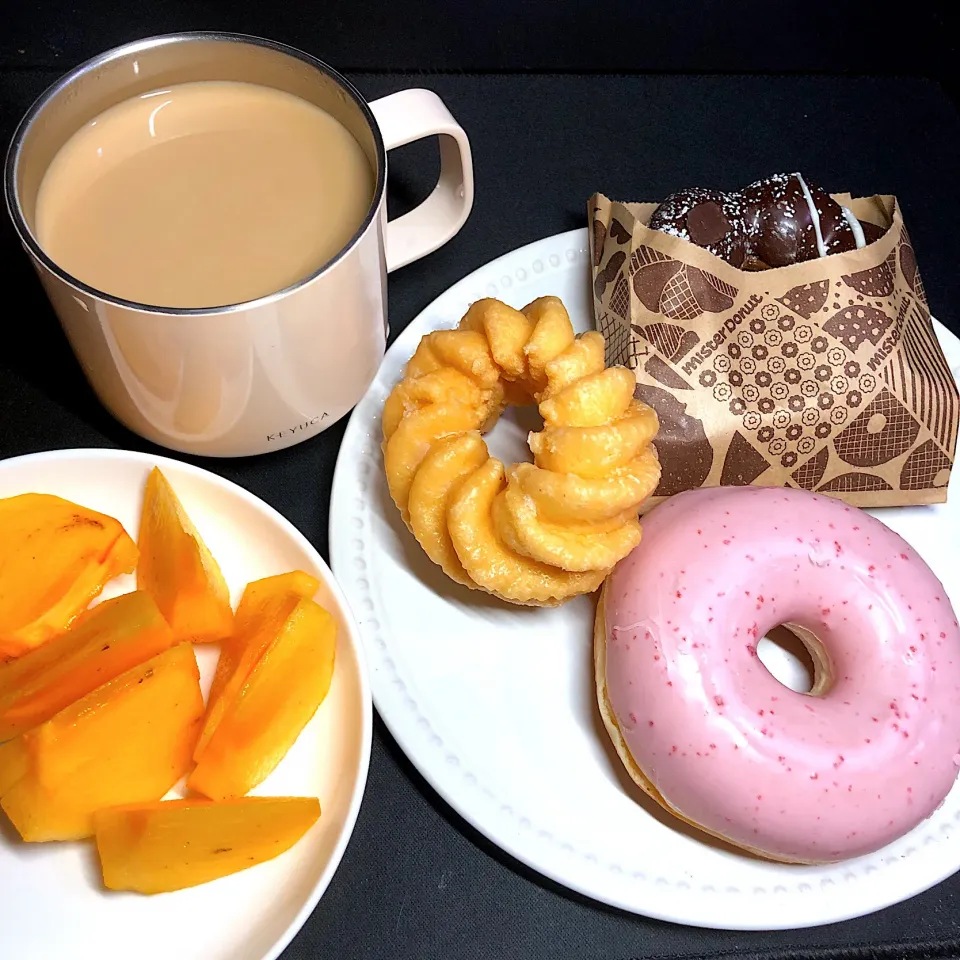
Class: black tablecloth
3,69,960,960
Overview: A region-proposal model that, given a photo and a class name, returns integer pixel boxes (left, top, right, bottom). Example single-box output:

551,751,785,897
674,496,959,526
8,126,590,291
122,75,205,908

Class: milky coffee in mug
35,80,376,310
5,33,474,457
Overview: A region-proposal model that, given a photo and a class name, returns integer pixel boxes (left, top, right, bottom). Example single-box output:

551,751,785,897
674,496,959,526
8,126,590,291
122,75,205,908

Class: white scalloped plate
0,449,372,960
329,228,960,929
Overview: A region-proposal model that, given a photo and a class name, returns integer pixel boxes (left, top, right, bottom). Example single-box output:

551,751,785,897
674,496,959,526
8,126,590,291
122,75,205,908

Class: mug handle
368,89,474,273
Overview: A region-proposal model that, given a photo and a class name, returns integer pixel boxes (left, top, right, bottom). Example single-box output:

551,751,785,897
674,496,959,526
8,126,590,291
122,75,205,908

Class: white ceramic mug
4,32,474,457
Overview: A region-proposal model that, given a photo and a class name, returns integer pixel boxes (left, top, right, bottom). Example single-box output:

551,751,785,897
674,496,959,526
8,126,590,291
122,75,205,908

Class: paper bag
589,192,958,509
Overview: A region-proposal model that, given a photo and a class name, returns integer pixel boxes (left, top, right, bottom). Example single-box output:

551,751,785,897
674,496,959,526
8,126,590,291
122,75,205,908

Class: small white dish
330,227,960,930
0,448,372,960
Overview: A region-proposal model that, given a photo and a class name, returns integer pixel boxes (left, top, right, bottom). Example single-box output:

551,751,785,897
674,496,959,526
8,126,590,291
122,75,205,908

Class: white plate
330,228,960,930
0,449,372,960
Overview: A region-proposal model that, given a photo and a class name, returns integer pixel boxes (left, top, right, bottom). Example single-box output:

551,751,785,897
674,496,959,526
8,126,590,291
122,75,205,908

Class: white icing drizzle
841,205,867,248
795,172,827,258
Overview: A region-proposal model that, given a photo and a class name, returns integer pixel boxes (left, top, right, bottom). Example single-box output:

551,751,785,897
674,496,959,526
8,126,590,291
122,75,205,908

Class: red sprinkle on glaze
714,696,725,707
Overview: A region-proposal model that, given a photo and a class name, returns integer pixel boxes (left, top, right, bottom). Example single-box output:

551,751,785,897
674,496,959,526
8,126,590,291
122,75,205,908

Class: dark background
1,0,957,77
3,3,960,959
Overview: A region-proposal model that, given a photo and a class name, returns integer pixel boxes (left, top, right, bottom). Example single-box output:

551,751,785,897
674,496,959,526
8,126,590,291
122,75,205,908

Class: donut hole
756,624,831,696
483,403,542,466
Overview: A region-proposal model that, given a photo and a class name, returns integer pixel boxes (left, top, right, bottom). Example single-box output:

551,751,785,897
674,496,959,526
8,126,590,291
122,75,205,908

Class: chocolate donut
648,173,881,269
644,187,750,267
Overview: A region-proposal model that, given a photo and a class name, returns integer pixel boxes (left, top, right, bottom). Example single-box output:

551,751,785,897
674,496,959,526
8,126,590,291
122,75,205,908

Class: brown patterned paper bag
589,192,959,509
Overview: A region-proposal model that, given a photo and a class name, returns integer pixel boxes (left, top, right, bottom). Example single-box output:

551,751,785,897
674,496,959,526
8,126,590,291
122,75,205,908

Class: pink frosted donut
595,485,960,863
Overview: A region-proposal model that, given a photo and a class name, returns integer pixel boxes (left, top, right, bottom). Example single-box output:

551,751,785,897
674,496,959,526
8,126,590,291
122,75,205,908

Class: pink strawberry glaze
603,485,960,862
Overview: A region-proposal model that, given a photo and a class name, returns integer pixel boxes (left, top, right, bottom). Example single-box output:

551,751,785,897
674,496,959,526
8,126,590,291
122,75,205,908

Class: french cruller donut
596,485,960,863
383,296,660,606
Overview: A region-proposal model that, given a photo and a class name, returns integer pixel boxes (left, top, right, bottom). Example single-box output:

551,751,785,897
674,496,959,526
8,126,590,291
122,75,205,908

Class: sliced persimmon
0,494,138,659
0,590,175,740
136,468,233,643
0,737,27,797
94,797,320,894
1,643,203,841
188,598,336,800
195,571,320,760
